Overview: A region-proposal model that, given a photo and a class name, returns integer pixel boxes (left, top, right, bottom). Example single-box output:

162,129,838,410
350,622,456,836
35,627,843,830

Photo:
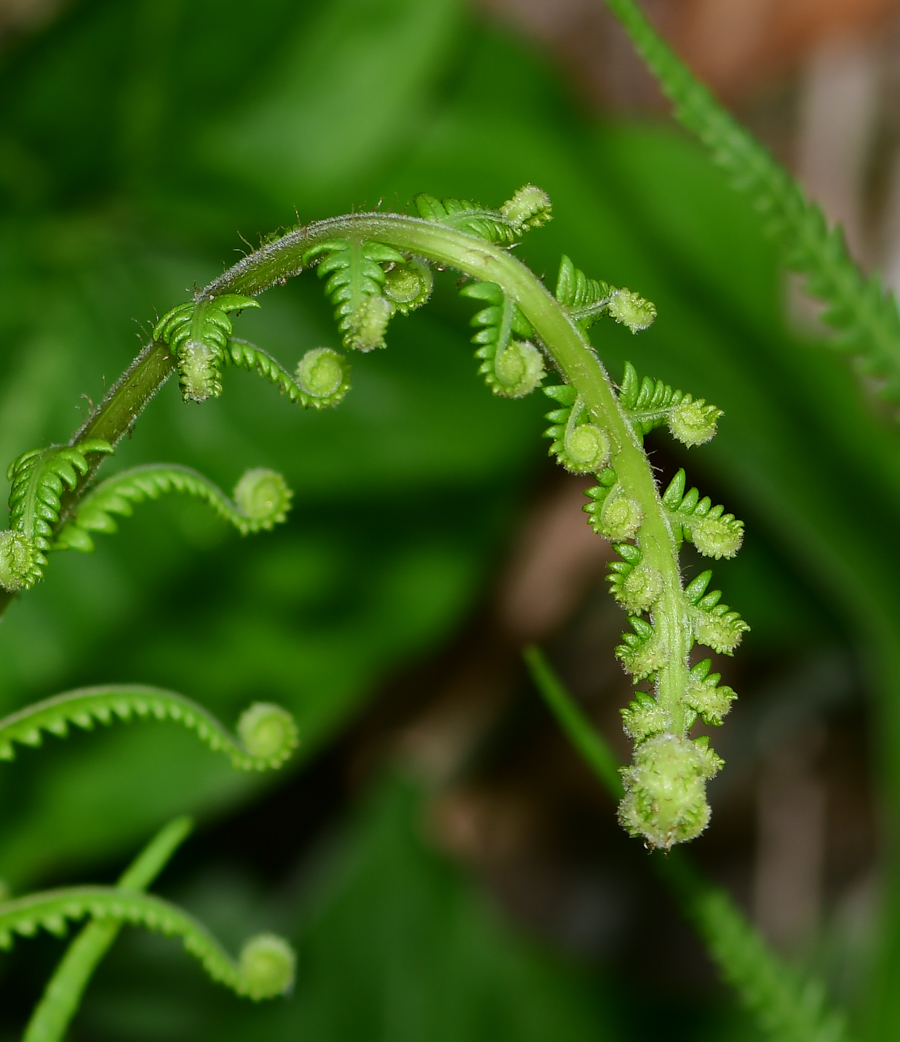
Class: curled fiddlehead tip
233,470,292,532
493,339,545,398
239,933,296,999
669,399,722,446
618,733,723,850
0,531,37,592
382,258,433,315
295,347,351,407
236,702,299,766
499,184,553,233
607,289,657,333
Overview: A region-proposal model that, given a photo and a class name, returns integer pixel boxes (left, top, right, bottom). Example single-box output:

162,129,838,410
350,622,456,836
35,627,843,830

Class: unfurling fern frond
0,887,295,1000
460,281,544,397
226,339,350,409
154,295,260,403
0,686,298,770
302,239,408,352
555,256,656,333
618,362,721,445
542,385,610,473
0,440,113,591
684,570,749,655
662,470,743,559
607,543,663,613
414,184,551,244
583,470,643,540
55,465,291,552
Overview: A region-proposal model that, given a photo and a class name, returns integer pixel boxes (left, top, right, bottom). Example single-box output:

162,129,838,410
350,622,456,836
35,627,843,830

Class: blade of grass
524,644,850,1042
22,817,193,1042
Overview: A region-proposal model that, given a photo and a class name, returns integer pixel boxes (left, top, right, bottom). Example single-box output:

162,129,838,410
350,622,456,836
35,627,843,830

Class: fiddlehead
0,440,113,591
662,469,743,559
225,339,351,409
178,187,747,850
0,686,299,770
55,464,292,552
153,294,260,402
460,282,545,398
0,887,295,1000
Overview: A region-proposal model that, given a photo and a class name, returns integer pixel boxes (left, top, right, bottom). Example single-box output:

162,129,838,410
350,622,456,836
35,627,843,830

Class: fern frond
615,615,668,680
583,469,643,540
602,0,900,400
414,184,551,244
0,887,294,1000
685,659,737,728
55,465,291,552
684,570,749,654
662,469,743,559
555,256,656,333
23,818,193,1042
154,295,260,403
0,686,298,770
618,362,721,445
460,281,545,397
0,440,113,591
225,339,350,410
607,543,664,614
542,385,610,473
302,238,407,351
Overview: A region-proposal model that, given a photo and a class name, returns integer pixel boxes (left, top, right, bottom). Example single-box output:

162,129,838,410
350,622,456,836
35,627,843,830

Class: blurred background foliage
1,0,900,1038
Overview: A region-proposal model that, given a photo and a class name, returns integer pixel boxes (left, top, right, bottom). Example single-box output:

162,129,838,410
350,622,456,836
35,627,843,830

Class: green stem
22,817,191,1042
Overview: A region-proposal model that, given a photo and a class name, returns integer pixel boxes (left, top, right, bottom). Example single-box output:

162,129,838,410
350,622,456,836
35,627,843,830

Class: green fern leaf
225,339,350,409
618,362,721,445
0,686,298,770
583,469,643,540
662,469,743,559
154,295,260,403
460,281,545,397
0,887,294,1000
555,256,656,333
684,570,749,654
302,238,407,351
414,184,551,244
0,440,113,591
607,543,663,613
615,615,668,680
55,465,291,552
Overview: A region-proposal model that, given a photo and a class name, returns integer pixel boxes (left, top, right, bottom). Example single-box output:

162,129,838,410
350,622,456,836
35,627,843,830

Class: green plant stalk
524,645,849,1042
22,817,192,1042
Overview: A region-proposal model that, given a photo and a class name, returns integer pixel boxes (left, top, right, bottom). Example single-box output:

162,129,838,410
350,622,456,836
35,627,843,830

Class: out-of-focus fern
602,0,900,400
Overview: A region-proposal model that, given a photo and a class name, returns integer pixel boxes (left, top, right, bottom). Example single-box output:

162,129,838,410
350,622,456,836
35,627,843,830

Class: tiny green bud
239,933,296,998
618,734,723,849
692,608,748,655
383,259,433,314
685,675,736,727
349,294,393,351
0,531,36,591
687,514,743,559
564,422,609,472
233,469,292,532
493,340,545,397
617,564,663,612
500,184,552,232
607,289,656,333
621,693,672,742
668,399,721,447
236,702,299,765
297,347,346,400
178,339,222,403
598,494,642,541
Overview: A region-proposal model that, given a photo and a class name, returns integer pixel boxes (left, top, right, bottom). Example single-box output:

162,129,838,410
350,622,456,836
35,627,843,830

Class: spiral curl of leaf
555,256,656,333
662,469,743,559
543,385,610,473
0,686,299,770
0,888,295,1000
0,440,113,590
55,465,291,553
153,295,260,403
414,185,551,243
460,282,545,398
618,362,721,445
225,339,350,410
